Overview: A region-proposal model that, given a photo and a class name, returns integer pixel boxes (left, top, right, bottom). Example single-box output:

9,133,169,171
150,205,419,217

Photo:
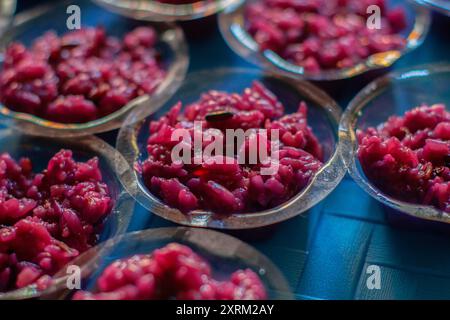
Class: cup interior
0,0,188,137
118,68,344,229
340,64,450,222
52,227,293,300
0,129,134,299
218,0,431,80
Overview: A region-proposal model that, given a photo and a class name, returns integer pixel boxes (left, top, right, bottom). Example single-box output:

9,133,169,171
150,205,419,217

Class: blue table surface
16,0,450,300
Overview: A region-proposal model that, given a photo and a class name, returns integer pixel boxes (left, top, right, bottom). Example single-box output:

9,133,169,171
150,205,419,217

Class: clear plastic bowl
46,227,293,300
92,0,244,22
415,0,450,16
340,63,450,223
218,0,431,81
0,0,189,138
0,128,135,299
117,68,345,229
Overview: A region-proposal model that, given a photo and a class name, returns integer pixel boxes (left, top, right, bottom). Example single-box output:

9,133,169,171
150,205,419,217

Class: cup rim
44,226,294,300
0,0,189,138
0,128,135,299
339,63,450,223
0,0,16,33
415,0,450,16
117,67,345,229
92,0,245,21
218,0,432,81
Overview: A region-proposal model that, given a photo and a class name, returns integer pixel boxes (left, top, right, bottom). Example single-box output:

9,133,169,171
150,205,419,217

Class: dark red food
358,104,450,212
73,243,267,300
141,81,323,214
245,0,407,73
0,26,166,123
0,150,113,292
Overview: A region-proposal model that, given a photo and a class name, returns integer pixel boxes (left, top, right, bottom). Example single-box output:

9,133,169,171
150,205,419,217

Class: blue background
16,0,450,299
